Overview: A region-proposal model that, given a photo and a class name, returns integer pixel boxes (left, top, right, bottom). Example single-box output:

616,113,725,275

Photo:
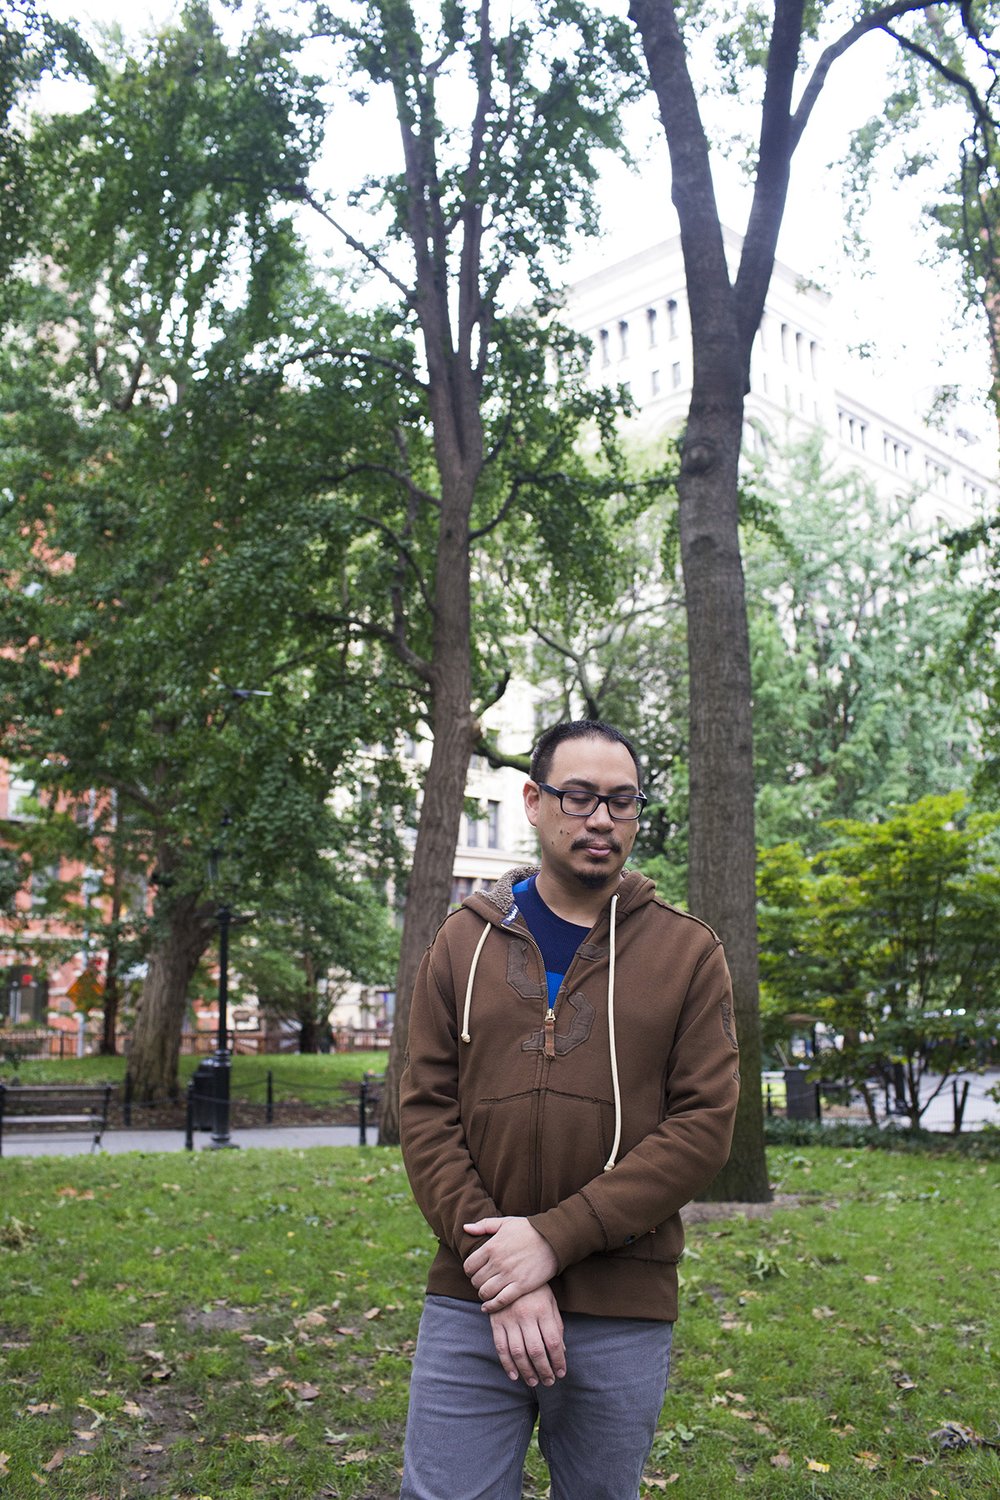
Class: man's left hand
462,1216,559,1312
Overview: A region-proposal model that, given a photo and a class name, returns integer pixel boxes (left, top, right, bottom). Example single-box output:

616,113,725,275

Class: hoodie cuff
528,1191,608,1272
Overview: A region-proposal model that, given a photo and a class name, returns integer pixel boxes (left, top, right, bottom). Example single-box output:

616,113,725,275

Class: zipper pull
544,1004,555,1059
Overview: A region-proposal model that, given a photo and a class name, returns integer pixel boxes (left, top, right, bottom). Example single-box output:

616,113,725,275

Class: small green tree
758,793,1000,1128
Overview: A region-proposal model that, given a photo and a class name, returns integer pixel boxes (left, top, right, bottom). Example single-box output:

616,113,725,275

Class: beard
570,835,624,891
573,869,617,890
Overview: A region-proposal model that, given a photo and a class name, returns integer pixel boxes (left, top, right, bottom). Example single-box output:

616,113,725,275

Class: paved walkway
1,1123,379,1158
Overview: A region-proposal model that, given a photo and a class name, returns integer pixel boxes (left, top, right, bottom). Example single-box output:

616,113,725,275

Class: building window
647,307,657,346
780,323,790,363
795,331,804,371
451,877,476,908
487,800,500,849
666,299,678,339
925,459,949,495
882,435,910,472
650,369,660,397
465,812,479,847
618,320,629,359
838,409,867,450
809,340,819,380
671,361,682,389
963,478,987,508
598,328,610,367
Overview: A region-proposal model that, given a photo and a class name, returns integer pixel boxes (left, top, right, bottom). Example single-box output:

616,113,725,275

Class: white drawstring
603,892,621,1171
461,922,491,1043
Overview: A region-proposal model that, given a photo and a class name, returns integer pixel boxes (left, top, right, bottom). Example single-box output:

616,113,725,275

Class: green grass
0,1144,997,1498
2,1051,386,1102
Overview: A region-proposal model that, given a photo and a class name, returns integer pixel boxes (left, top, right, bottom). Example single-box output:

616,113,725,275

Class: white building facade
562,228,998,529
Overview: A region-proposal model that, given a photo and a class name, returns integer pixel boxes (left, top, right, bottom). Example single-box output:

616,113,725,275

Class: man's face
524,736,641,893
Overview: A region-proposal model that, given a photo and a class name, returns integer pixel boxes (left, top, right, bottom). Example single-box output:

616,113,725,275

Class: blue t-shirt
513,876,590,1006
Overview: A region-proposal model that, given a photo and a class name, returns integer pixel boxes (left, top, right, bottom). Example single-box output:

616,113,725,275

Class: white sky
38,0,998,454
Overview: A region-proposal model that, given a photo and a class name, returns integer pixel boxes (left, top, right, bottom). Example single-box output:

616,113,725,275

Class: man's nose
586,798,615,829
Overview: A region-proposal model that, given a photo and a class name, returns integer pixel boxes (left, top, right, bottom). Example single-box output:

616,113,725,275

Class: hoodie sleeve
399,934,500,1262
527,939,740,1270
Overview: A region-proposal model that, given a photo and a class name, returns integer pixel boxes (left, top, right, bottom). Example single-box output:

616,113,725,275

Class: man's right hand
488,1285,566,1388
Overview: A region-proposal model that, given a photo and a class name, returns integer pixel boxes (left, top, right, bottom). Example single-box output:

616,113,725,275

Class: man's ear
523,779,541,828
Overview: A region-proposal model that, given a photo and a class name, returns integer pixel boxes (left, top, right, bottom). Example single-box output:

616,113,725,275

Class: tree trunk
379,478,477,1142
679,424,771,1201
128,891,215,1100
629,0,777,1200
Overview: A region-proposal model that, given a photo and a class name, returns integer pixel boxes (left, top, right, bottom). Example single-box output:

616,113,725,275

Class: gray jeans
400,1294,673,1500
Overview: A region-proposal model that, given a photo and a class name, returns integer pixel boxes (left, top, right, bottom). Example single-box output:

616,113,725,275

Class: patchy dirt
681,1192,808,1224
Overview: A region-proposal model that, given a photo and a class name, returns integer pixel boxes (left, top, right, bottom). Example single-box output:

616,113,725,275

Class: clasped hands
463,1215,566,1388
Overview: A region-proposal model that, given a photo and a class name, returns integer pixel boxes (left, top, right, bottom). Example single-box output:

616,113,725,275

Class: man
399,720,739,1500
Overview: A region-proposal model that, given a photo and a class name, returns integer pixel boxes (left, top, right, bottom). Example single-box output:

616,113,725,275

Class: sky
37,0,998,456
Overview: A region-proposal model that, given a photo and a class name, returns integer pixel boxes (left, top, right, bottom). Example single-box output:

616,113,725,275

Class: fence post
185,1082,194,1151
266,1070,273,1124
359,1073,370,1146
123,1070,133,1126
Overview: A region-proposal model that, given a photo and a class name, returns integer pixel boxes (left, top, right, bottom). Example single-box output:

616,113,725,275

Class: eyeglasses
536,783,647,821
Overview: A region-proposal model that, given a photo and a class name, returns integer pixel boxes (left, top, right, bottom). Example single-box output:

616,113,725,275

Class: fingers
463,1217,501,1238
489,1292,566,1388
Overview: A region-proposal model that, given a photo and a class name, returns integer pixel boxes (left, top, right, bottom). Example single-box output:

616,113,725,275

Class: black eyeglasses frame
535,782,647,822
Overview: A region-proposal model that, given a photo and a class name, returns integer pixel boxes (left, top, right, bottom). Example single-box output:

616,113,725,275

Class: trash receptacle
190,1060,217,1130
783,1068,819,1121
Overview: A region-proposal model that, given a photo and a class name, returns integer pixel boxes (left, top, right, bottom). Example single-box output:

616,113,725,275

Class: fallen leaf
42,1450,65,1473
243,1433,281,1444
0,1453,9,1477
714,1368,734,1380
811,1306,835,1320
863,1274,881,1283
72,1429,97,1442
336,1327,359,1337
770,1453,792,1470
853,1451,881,1470
26,1404,59,1415
364,1307,381,1321
341,1449,370,1462
806,1458,830,1472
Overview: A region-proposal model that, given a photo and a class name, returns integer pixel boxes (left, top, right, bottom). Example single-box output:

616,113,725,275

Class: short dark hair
529,720,643,788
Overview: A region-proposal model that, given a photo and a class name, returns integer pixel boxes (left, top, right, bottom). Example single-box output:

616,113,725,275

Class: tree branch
298,188,416,305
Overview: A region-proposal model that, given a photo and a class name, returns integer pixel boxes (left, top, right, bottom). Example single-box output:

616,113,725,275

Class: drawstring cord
603,891,621,1171
461,893,623,1170
461,923,491,1043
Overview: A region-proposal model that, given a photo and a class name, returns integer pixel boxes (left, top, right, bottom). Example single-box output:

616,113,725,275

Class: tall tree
626,0,998,1199
305,0,642,1140
0,3,408,1096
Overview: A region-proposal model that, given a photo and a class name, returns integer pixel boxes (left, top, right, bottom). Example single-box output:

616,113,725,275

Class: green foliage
744,437,981,850
758,793,1000,1126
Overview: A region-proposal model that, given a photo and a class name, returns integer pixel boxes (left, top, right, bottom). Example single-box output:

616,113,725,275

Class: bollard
266,1070,273,1124
123,1070,133,1127
185,1082,194,1151
359,1074,370,1146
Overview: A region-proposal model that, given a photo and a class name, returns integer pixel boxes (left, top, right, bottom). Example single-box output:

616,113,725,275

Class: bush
763,1115,1000,1158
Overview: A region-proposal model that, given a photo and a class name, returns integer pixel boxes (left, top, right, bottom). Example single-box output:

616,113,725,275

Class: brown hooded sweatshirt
399,866,740,1323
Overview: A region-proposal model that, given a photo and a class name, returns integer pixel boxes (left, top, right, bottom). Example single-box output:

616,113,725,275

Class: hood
464,866,658,927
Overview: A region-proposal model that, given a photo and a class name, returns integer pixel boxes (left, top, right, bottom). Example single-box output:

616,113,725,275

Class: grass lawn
3,1052,387,1100
1,1142,997,1498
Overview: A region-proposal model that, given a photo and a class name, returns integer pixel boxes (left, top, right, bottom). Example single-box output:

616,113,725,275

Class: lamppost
206,820,238,1150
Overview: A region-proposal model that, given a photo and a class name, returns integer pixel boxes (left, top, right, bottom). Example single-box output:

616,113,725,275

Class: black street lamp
206,823,238,1150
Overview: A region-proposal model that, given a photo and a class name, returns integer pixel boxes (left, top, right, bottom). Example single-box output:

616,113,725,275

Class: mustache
571,835,623,855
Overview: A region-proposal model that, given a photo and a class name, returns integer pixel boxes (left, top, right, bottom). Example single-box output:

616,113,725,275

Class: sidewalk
1,1122,379,1158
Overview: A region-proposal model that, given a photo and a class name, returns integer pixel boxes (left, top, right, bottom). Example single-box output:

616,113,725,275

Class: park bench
0,1082,114,1157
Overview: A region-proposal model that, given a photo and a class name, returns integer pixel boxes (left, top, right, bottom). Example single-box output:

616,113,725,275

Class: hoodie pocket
466,1089,616,1217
